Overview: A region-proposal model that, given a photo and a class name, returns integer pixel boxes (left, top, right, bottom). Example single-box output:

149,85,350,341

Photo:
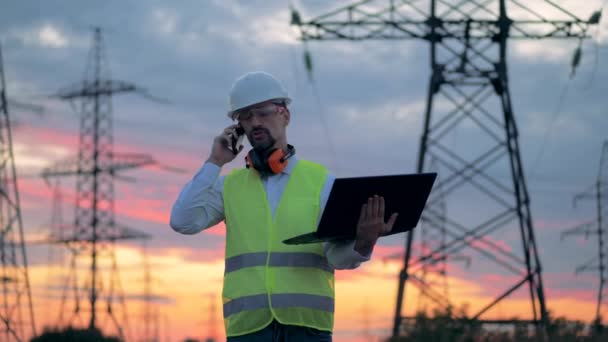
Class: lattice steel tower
561,141,608,327
290,1,601,338
139,241,162,342
383,158,471,314
412,158,471,313
41,27,157,339
204,293,218,342
0,42,37,342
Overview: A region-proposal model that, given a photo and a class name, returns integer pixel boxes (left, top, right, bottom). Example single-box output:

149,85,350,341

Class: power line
289,1,341,175
583,2,608,89
529,75,572,178
309,70,341,175
529,5,605,179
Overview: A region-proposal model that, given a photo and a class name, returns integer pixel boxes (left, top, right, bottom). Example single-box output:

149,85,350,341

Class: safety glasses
236,102,285,122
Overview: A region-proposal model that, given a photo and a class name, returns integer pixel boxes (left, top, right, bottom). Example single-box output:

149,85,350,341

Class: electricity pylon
290,1,602,338
140,241,162,342
383,158,471,314
414,158,472,314
40,27,162,339
202,293,218,342
0,42,37,342
561,140,608,327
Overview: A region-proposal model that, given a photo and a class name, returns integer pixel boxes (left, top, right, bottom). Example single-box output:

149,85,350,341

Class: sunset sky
2,1,608,341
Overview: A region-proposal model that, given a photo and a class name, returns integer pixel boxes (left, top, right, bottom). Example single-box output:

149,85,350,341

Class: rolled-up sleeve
324,240,371,270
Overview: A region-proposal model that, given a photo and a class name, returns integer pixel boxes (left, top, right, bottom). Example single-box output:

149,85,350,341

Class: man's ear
282,108,290,126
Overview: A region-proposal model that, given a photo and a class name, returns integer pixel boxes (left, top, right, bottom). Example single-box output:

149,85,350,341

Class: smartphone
230,125,245,155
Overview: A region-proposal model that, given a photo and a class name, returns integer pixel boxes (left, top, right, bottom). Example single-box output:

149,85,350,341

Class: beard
249,127,276,151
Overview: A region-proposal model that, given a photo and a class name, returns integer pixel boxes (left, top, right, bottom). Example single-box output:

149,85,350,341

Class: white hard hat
227,71,291,120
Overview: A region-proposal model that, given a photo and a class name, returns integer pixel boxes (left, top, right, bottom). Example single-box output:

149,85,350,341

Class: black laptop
283,172,437,245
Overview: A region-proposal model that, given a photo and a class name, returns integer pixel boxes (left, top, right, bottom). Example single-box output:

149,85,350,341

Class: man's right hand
207,124,244,166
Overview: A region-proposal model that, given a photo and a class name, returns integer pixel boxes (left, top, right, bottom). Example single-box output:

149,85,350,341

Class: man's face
236,100,289,150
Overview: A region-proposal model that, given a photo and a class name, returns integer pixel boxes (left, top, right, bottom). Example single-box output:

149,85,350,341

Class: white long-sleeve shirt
170,156,370,270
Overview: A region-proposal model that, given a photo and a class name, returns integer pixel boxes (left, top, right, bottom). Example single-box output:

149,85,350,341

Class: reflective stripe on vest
224,293,335,318
225,252,335,274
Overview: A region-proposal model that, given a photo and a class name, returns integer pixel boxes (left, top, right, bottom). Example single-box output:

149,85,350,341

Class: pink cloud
543,271,595,285
546,288,596,302
18,124,79,148
18,177,55,203
18,123,208,177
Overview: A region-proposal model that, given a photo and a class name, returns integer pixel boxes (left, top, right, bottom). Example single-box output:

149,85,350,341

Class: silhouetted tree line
29,327,214,342
29,310,608,342
30,327,120,342
388,306,608,342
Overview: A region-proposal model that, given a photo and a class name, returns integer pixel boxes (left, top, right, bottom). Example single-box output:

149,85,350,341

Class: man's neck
275,141,288,152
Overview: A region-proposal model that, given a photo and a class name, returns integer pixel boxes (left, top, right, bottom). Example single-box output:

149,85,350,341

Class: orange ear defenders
245,144,296,177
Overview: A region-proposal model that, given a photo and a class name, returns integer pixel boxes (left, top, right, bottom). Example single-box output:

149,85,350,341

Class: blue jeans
227,320,332,342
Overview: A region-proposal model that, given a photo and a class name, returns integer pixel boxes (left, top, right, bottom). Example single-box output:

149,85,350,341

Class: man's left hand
354,195,398,256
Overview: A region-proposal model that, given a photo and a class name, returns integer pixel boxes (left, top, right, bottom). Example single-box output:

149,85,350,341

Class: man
170,71,398,341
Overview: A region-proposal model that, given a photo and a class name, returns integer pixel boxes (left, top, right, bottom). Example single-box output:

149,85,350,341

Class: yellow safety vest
222,159,335,337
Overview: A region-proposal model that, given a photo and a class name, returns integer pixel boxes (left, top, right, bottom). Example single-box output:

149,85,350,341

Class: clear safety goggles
235,101,286,122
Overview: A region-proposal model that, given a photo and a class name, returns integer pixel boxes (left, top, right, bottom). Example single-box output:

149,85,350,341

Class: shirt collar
282,155,298,175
